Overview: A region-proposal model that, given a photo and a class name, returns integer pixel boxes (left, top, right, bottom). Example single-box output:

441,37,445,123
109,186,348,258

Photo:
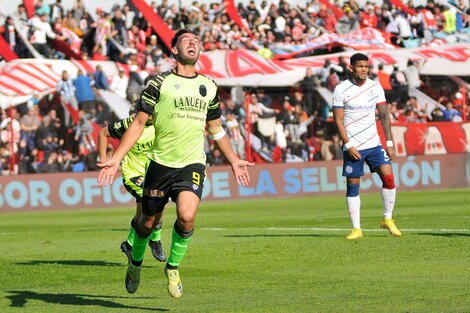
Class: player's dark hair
171,29,196,48
350,53,369,65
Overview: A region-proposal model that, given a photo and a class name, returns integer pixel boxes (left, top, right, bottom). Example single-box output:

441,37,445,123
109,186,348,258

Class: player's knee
134,223,152,239
381,173,396,189
346,183,360,197
174,220,194,239
134,216,155,238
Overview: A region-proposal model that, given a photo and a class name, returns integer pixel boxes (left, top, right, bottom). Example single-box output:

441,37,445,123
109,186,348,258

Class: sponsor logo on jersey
173,96,207,111
174,84,180,89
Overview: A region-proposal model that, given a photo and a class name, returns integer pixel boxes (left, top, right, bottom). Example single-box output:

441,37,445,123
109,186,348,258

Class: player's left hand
97,158,120,186
386,147,395,160
231,160,255,187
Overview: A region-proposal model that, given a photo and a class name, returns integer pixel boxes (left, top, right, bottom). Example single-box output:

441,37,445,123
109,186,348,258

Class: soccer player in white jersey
332,53,401,240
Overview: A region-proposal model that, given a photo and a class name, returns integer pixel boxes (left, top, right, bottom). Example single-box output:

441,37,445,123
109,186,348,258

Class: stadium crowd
0,0,469,175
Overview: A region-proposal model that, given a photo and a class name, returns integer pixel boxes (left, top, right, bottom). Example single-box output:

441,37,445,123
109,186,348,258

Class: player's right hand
348,147,361,160
97,158,119,186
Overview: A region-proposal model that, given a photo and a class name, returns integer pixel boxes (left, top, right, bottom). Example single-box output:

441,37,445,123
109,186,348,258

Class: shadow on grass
418,232,470,237
224,234,344,238
15,260,155,268
6,290,169,311
16,260,122,266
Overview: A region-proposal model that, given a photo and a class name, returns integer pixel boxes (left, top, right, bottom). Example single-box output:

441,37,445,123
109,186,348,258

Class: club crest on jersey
174,84,180,89
199,85,207,97
368,90,374,98
192,184,199,191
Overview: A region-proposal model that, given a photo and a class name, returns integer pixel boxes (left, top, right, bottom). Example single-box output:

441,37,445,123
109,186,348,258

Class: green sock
127,226,136,246
167,224,193,268
131,234,150,264
149,223,162,242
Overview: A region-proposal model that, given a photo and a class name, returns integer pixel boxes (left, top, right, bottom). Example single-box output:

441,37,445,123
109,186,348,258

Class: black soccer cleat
148,240,167,262
120,241,133,263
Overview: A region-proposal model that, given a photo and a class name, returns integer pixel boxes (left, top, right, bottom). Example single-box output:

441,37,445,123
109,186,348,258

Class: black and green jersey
137,71,221,168
108,115,155,178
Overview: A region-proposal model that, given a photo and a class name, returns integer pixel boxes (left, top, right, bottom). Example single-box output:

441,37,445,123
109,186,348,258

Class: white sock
381,188,396,219
347,196,361,229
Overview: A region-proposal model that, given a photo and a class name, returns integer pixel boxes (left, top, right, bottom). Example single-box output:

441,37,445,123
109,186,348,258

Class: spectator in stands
377,64,393,100
110,68,129,99
256,88,273,109
225,112,245,160
361,5,378,28
20,106,41,152
279,98,300,143
74,70,95,109
326,68,340,92
91,45,108,61
0,108,21,150
29,13,63,58
74,110,96,151
335,6,360,34
390,64,408,106
442,101,462,122
56,70,77,126
93,65,110,90
442,6,457,34
127,65,144,102
316,58,343,87
401,102,425,123
299,67,319,116
404,60,421,90
257,41,273,59
388,102,401,124
207,148,225,166
3,16,20,56
394,10,413,46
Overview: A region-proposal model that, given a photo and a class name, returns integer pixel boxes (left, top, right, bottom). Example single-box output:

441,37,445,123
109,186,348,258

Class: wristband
386,140,394,148
344,141,353,150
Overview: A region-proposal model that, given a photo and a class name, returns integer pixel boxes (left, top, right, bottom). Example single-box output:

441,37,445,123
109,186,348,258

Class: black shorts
142,161,206,216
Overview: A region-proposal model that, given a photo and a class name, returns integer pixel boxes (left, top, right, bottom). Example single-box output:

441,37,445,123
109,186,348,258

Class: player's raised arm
207,118,254,187
97,111,149,186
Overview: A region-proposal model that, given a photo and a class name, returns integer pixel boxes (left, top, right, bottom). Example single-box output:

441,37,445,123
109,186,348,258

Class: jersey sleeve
136,76,163,115
108,115,135,139
332,85,344,109
206,80,222,121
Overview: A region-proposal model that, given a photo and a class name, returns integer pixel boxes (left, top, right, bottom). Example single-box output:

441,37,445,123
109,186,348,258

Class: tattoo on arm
377,105,392,140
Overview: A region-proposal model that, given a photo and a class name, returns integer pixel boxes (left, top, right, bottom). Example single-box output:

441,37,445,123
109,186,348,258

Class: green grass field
1,188,470,313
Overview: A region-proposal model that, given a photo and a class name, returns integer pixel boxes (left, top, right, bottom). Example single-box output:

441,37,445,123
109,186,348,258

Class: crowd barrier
1,153,469,212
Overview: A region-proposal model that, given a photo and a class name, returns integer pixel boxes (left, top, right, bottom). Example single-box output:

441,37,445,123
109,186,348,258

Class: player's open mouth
188,48,196,55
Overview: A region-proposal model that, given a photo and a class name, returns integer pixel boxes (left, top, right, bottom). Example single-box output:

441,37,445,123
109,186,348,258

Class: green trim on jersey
108,115,155,179
137,71,222,168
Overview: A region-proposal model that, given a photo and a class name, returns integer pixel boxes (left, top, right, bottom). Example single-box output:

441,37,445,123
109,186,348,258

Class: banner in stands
0,154,468,212
1,44,470,107
384,122,470,156
197,44,470,86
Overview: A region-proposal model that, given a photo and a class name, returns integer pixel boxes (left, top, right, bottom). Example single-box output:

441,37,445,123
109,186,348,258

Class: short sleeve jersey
332,78,386,151
137,71,221,168
108,115,155,178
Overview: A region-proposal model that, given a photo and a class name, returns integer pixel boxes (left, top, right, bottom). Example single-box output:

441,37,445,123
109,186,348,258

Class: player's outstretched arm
97,111,149,186
207,118,255,187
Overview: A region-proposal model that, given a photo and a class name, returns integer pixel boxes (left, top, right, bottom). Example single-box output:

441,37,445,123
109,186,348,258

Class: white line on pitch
202,227,470,232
